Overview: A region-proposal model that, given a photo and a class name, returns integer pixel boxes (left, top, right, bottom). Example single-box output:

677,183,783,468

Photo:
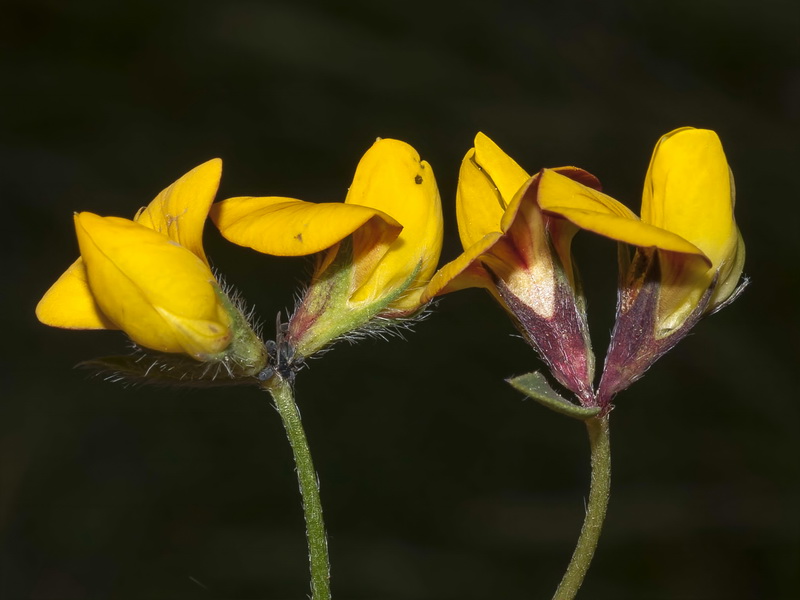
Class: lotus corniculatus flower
537,127,746,404
423,133,602,405
211,138,443,363
36,160,268,382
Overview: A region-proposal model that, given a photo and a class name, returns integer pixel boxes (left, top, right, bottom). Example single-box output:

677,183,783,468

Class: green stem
265,376,331,600
553,414,611,600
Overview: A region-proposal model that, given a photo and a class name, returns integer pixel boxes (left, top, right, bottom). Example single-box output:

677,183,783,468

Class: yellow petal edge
37,160,223,332
210,196,402,257
35,257,117,330
346,138,443,310
537,168,710,262
135,158,222,265
456,133,529,249
75,213,231,358
642,127,738,270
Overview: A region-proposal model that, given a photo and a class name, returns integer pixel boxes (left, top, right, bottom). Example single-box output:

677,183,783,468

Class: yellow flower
538,127,744,332
536,127,745,400
423,133,601,404
211,138,443,358
73,211,232,358
36,160,264,367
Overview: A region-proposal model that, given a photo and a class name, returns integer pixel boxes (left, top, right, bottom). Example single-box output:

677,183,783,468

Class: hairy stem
265,376,331,600
553,414,611,600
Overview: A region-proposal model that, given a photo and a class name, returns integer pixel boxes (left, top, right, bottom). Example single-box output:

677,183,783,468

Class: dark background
2,1,798,598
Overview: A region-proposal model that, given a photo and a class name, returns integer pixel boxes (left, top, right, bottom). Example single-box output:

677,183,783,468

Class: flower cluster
34,128,746,600
37,128,744,402
424,127,745,412
37,139,444,384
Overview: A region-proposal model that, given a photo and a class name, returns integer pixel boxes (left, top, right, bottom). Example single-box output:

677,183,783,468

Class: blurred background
2,0,798,598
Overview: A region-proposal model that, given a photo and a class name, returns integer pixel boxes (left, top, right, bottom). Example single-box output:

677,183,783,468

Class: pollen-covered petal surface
642,127,738,270
537,169,710,262
344,138,443,310
35,257,117,330
210,196,402,257
75,212,231,358
134,159,222,265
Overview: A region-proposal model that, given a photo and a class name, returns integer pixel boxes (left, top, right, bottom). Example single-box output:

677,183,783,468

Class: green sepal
213,283,269,376
507,371,600,420
289,238,423,358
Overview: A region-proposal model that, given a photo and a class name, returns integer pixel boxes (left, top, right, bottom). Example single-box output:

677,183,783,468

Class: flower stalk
553,414,611,600
263,375,331,600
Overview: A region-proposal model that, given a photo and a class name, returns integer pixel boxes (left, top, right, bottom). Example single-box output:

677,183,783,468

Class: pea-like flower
211,138,443,360
36,160,268,378
537,127,746,403
423,133,602,404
